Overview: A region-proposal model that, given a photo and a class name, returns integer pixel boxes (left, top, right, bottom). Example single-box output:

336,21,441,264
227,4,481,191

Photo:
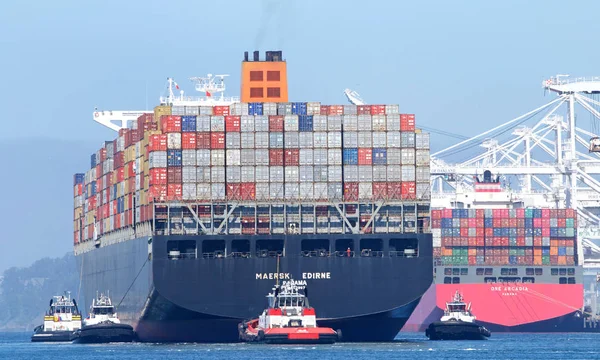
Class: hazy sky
1,0,600,271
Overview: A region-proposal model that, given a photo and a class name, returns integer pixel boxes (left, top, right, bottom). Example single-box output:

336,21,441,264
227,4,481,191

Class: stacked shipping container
73,102,430,243
431,208,577,266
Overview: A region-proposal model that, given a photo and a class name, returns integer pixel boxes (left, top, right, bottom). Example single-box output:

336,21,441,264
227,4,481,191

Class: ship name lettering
255,272,291,280
302,272,331,280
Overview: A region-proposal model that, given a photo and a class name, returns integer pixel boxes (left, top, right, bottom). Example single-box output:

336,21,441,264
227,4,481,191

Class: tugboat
72,292,135,343
31,292,82,342
238,279,341,344
425,291,491,340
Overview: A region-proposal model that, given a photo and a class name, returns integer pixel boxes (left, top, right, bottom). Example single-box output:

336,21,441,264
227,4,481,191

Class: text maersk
256,272,332,280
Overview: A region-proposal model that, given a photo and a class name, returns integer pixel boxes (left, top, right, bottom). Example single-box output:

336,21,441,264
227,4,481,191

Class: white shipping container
182,150,196,166
284,183,299,200
372,115,387,131
387,148,401,165
299,183,314,199
135,142,141,159
149,152,167,168
313,115,328,131
373,165,387,182
182,183,197,200
401,132,415,148
358,132,372,147
416,182,431,200
226,149,241,166
388,166,402,181
416,166,430,182
197,115,211,131
358,165,373,182
210,116,225,131
401,165,416,182
385,105,400,114
196,149,210,166
227,166,241,182
313,149,328,165
255,166,270,183
199,106,213,116
343,115,358,131
197,167,211,182
328,183,343,200
359,183,373,200
285,166,299,182
230,102,248,116
241,133,255,149
241,115,254,132
299,149,313,165
182,166,197,183
328,149,342,165
344,165,359,182
270,183,284,200
298,132,313,148
255,132,269,148
256,183,270,200
196,183,211,200
135,174,141,191
358,115,372,131
386,114,400,131
117,137,125,152
372,132,387,148
401,148,416,165
387,132,401,148
269,133,284,148
299,166,314,182
167,133,181,149
314,182,328,200
270,166,284,182
328,132,342,148
211,166,225,182
307,102,321,115
211,183,226,200
343,105,357,115
343,132,358,148
328,165,342,182
263,103,278,116
416,149,430,166
226,132,241,148
255,149,269,165
255,115,269,131
241,166,255,182
284,115,299,131
284,132,299,148
313,132,327,148
241,149,255,165
415,132,430,150
327,115,342,131
314,166,328,182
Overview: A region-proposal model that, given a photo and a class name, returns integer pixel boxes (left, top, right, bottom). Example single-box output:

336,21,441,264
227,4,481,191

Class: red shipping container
468,238,476,246
226,183,242,200
476,218,484,228
432,219,441,228
118,128,127,137
542,209,550,218
387,182,402,200
372,182,388,200
443,209,453,218
328,105,344,115
196,132,211,149
565,209,575,218
467,218,476,227
213,105,230,116
167,184,182,201
182,133,197,149
358,148,372,165
475,209,484,218
98,148,107,163
126,162,135,179
517,218,525,227
128,177,135,194
517,237,525,246
460,218,468,227
558,218,566,227
533,218,542,227
284,149,299,166
432,210,442,220
476,237,484,246
320,105,330,115
542,218,550,227
149,134,168,152
116,167,125,183
167,167,183,184
400,114,415,131
115,214,121,229
370,105,386,115
476,228,484,236
74,183,83,196
401,182,416,200
225,116,241,132
211,132,225,149
344,183,359,201
492,209,502,218
269,149,284,166
357,105,371,115
112,200,117,215
161,115,182,133
542,228,550,236
485,228,493,237
509,218,517,227
269,115,284,131
106,176,113,189
137,113,155,131
125,130,135,149
517,228,525,236
150,168,167,185
241,183,256,200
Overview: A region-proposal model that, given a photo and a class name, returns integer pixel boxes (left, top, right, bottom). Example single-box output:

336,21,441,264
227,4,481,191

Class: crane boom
344,89,366,105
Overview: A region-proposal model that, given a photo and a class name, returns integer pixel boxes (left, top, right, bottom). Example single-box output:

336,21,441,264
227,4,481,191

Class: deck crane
344,89,366,105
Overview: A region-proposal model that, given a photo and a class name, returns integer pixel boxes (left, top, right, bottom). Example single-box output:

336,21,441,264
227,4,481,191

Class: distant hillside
0,252,78,331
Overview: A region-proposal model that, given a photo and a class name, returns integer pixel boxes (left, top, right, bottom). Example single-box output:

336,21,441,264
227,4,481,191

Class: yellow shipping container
87,210,96,226
154,105,171,131
74,220,80,232
126,147,136,163
123,179,129,195
124,195,129,210
74,207,83,220
140,189,148,206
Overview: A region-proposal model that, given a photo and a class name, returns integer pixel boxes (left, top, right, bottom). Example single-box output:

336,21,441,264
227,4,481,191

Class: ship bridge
544,76,600,95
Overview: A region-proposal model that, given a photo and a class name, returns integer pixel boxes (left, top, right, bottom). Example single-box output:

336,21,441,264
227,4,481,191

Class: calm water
3,332,600,359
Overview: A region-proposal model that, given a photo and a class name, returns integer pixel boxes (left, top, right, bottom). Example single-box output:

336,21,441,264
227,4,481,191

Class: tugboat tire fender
258,330,265,341
336,329,342,341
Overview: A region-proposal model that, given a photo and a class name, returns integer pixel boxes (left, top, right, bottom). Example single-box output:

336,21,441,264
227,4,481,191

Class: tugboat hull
31,330,75,342
425,321,491,340
73,323,135,344
238,320,340,344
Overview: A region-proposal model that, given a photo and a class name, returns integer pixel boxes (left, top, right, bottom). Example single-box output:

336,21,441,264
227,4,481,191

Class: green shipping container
525,209,534,218
566,218,575,228
566,228,575,237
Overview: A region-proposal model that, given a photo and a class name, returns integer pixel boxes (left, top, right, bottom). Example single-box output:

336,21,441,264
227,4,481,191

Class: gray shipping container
299,149,313,165
270,166,284,182
285,166,299,182
343,105,357,115
416,166,430,182
226,149,241,166
343,115,358,131
416,182,431,200
256,183,270,200
263,103,278,116
167,133,181,149
241,149,255,165
277,103,293,116
299,166,314,182
344,132,358,148
358,165,373,182
269,133,284,148
197,115,211,131
299,132,313,148
182,183,197,200
373,132,387,148
197,167,211,182
117,137,124,152
182,150,196,166
210,116,225,132
313,149,328,165
211,183,225,201
270,182,285,200
199,106,213,116
226,166,241,182
358,132,372,147
196,149,210,166
344,165,359,182
211,151,225,166
314,166,328,182
307,102,321,115
328,132,342,148
314,183,327,200
359,183,372,200
385,105,400,114
241,115,254,132
327,115,342,131
386,114,400,131
256,166,270,183
328,183,343,200
226,133,241,148
149,151,167,168
387,148,401,165
373,165,387,182
372,115,387,131
211,167,225,182
328,165,342,182
230,103,248,116
285,183,299,200
357,115,372,131
255,132,269,148
313,115,328,131
241,166,255,182
387,132,401,148
416,149,430,166
241,133,255,149
401,165,416,182
313,132,327,148
401,148,416,165
284,132,299,148
401,132,415,148
387,166,401,181
284,115,299,131
255,115,269,131
299,183,314,199
255,149,269,165
328,149,342,165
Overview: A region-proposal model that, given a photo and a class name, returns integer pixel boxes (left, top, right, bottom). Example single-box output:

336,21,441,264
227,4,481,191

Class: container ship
72,50,433,342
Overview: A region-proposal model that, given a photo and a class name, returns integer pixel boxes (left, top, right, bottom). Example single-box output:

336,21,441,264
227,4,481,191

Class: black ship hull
76,233,432,342
31,331,74,342
73,323,136,343
425,321,491,340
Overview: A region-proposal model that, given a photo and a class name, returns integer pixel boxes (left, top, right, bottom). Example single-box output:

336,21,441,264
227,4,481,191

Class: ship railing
300,250,330,257
256,250,284,258
389,249,419,258
360,249,384,257
202,251,225,259
333,251,355,257
229,251,251,258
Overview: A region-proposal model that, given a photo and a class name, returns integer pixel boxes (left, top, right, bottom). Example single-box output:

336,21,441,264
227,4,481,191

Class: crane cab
590,137,600,152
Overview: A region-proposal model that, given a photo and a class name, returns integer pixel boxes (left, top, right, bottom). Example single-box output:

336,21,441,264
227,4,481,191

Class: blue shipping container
550,228,559,237
292,102,307,115
484,218,493,228
343,148,358,165
90,154,97,169
73,173,85,185
441,218,453,228
298,115,314,131
558,247,566,256
525,218,533,227
533,209,542,218
542,248,550,255
249,103,264,116
113,184,118,197
509,256,518,265
372,148,387,165
91,181,97,196
167,150,183,166
509,228,517,236
181,115,197,132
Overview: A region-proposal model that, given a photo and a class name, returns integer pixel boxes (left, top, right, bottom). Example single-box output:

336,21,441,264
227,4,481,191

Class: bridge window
476,268,484,275
335,239,354,257
499,277,521,283
202,240,225,259
250,71,263,81
522,277,535,283
301,239,330,257
484,277,497,283
452,277,460,284
568,268,575,276
444,268,452,275
559,268,567,276
389,238,418,257
360,238,383,257
460,268,468,275
250,87,264,98
267,71,280,81
526,268,534,276
167,240,197,260
501,268,518,276
568,277,576,284
551,268,559,276
452,268,460,275
256,239,284,258
485,268,493,275
444,277,452,284
535,268,543,276
230,239,250,258
559,277,567,284
267,87,281,98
